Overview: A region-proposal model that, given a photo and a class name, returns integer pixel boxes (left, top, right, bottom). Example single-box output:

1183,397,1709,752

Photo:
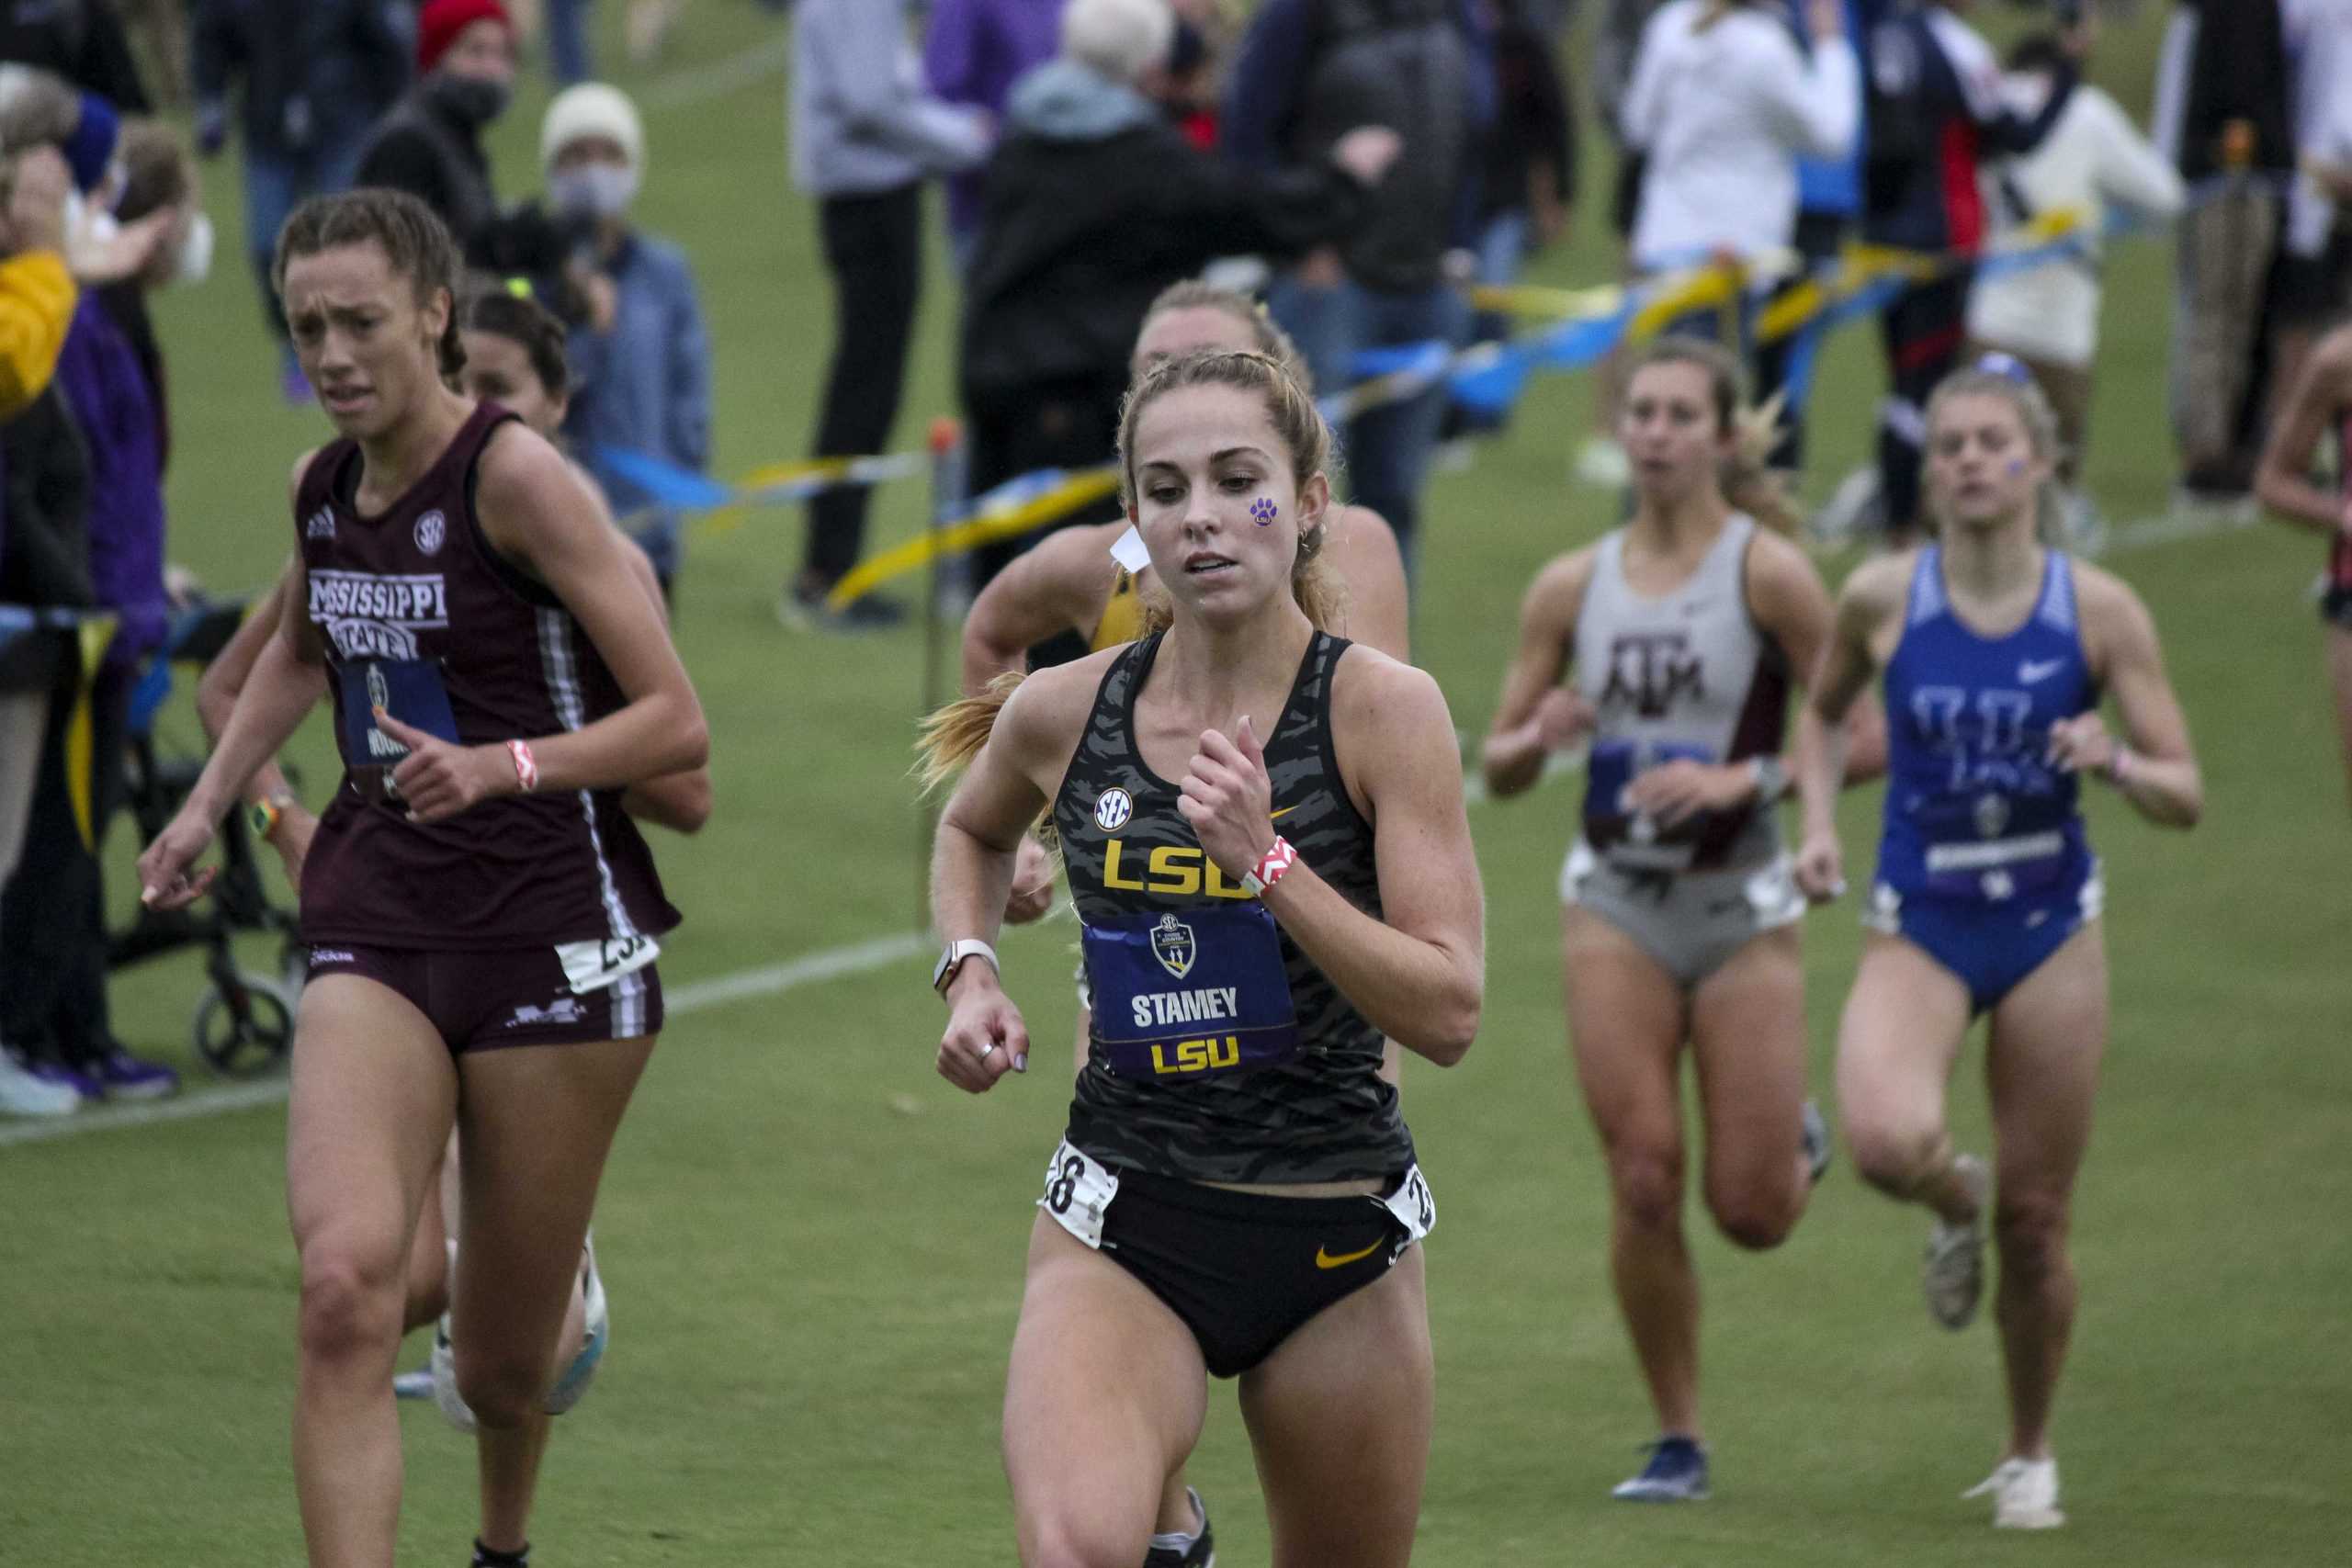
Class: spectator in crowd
958,0,1397,597
0,0,150,112
0,143,74,421
1762,0,1866,471
1860,0,2084,543
1225,0,1489,570
356,0,518,259
923,0,1061,268
192,0,407,405
1578,0,1668,487
2151,0,2293,503
1622,0,1856,458
548,0,594,84
787,0,991,631
1453,0,1575,438
0,141,83,1118
0,119,202,1111
543,82,711,594
1965,29,2183,534
2267,0,2352,429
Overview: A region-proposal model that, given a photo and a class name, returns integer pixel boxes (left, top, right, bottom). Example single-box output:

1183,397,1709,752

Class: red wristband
1241,836,1297,897
506,739,539,794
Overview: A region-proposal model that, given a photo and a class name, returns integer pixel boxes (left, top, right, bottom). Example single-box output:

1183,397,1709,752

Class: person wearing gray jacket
787,0,993,629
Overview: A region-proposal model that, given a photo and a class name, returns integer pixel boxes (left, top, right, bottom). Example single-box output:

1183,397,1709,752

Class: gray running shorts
1559,840,1804,989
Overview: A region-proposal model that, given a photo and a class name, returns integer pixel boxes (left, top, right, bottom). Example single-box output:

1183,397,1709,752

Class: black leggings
1876,269,1973,535
804,184,923,585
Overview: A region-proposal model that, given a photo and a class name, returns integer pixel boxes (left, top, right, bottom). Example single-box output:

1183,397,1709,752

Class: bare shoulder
1524,544,1599,622
1332,642,1453,742
1031,519,1126,593
1743,526,1823,591
475,417,581,508
1331,502,1402,558
995,646,1121,763
1836,548,1917,620
2068,558,2161,660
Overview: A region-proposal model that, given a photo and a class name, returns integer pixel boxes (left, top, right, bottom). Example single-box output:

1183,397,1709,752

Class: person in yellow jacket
0,144,75,422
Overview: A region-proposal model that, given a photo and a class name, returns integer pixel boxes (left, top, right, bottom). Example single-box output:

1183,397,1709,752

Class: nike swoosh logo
1314,1239,1383,1269
2018,659,2065,684
1270,805,1299,820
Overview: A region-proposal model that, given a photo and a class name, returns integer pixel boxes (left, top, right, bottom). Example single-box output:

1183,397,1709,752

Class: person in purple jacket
0,121,209,1105
924,0,1063,268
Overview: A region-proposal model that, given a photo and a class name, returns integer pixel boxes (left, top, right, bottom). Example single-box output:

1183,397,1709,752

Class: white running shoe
1923,1154,1990,1330
1962,1455,2065,1529
542,1237,608,1416
0,1049,82,1116
427,1236,608,1433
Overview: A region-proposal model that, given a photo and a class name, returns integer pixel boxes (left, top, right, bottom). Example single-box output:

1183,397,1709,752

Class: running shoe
26,1057,102,1103
1611,1436,1710,1502
392,1364,434,1400
1142,1487,1215,1567
1962,1454,2065,1529
541,1237,608,1416
0,1048,81,1116
90,1047,179,1101
1801,1098,1832,1186
778,581,907,634
1923,1153,1991,1330
429,1239,608,1433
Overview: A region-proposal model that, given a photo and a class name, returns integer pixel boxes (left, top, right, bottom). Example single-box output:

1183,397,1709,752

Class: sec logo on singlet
414,510,447,556
1094,787,1133,832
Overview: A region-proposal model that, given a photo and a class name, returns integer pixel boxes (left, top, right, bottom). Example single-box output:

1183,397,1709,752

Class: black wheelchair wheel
192,972,296,1077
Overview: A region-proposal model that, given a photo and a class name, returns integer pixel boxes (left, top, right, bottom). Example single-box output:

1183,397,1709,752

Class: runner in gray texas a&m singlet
1566,513,1804,984
1055,628,1412,1187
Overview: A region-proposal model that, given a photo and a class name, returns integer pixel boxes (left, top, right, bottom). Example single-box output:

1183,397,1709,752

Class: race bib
338,658,458,773
1037,1139,1120,1249
1378,1163,1437,1247
1081,904,1299,1080
1585,738,1721,869
555,933,661,995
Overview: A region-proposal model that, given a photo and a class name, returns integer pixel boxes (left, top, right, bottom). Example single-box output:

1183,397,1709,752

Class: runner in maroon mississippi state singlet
2253,320,2352,812
138,189,707,1568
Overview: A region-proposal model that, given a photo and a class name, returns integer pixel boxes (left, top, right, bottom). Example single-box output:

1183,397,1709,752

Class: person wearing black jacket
0,0,149,113
958,0,1396,589
193,0,408,403
356,0,515,261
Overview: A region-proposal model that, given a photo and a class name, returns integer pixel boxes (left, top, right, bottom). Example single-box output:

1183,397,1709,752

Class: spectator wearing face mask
545,82,711,594
356,0,518,259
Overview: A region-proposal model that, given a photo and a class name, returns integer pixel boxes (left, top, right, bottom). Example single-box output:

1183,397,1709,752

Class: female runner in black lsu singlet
920,348,1485,1568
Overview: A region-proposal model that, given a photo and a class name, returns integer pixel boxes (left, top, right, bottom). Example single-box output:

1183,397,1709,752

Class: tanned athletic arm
1480,548,1595,798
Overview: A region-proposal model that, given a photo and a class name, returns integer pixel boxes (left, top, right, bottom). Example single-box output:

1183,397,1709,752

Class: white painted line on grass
639,31,793,113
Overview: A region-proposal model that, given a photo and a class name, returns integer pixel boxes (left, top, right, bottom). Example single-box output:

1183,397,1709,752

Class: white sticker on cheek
1109,525,1151,572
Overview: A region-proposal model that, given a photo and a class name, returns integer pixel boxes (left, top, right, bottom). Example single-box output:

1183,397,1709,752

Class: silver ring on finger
978,1042,997,1059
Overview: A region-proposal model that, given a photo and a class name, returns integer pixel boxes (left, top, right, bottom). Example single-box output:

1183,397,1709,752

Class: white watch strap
933,938,1000,994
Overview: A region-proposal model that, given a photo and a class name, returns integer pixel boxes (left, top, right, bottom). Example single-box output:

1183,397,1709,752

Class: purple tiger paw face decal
1250,498,1278,525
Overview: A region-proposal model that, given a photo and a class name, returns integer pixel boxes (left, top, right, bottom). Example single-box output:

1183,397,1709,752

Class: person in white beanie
540,81,711,595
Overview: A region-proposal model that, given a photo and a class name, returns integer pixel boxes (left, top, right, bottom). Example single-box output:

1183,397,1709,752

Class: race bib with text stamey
1081,904,1299,1080
1037,1139,1120,1249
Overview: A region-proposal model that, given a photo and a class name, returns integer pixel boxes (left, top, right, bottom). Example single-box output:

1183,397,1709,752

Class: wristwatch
248,786,299,842
932,939,1000,996
1748,756,1791,804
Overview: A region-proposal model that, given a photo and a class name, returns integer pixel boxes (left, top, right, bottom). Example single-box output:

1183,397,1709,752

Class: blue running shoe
1612,1436,1711,1502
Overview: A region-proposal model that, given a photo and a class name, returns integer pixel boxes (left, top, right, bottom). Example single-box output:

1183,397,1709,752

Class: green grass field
4,6,2347,1564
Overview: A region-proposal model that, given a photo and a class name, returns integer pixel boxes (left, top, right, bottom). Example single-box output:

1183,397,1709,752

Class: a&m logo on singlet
308,570,450,660
1600,631,1706,719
